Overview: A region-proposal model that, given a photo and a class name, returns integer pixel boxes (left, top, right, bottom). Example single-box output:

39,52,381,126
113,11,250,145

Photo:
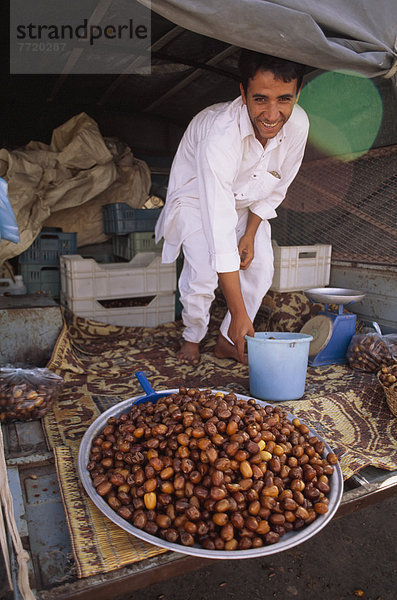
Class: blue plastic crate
21,264,60,298
19,228,77,265
102,203,161,235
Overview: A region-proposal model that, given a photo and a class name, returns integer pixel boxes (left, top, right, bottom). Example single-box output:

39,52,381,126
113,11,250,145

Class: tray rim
78,388,343,560
304,287,366,305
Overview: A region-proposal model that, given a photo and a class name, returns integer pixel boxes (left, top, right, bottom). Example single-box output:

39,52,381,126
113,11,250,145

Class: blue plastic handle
135,371,156,396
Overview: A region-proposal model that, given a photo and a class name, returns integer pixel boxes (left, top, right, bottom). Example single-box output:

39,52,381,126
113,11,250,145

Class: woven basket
377,370,397,417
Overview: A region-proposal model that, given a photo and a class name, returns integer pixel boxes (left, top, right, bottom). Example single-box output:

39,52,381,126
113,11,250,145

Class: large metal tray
78,389,343,560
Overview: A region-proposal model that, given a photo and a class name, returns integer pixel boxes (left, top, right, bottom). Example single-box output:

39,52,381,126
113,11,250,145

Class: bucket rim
245,332,313,344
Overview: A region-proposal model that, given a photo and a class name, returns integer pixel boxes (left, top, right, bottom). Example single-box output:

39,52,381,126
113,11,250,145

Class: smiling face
240,69,300,146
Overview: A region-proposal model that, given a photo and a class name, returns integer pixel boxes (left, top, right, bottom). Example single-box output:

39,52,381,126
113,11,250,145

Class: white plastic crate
60,252,176,300
270,242,332,292
61,292,175,327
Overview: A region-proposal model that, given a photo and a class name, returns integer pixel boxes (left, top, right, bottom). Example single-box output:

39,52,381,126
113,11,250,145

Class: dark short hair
238,49,306,93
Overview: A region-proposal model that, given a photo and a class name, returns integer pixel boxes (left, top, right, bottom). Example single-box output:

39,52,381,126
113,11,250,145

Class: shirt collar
239,100,254,140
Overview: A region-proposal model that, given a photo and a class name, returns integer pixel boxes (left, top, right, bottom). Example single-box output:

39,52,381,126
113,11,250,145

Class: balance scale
300,287,366,366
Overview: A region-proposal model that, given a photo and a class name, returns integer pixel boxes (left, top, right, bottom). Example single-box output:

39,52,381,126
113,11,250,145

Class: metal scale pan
301,287,366,365
303,288,366,306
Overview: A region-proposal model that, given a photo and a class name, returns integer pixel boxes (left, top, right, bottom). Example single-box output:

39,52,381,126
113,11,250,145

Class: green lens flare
299,71,383,161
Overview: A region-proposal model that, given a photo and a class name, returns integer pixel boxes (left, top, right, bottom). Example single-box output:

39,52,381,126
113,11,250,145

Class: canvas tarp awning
139,0,397,80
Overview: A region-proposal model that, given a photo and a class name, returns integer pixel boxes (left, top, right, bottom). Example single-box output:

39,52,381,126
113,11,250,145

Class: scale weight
300,288,366,366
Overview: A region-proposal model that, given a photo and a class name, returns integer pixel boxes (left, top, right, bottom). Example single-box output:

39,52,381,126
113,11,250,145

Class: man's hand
238,210,262,270
238,234,255,270
227,312,255,362
218,271,255,362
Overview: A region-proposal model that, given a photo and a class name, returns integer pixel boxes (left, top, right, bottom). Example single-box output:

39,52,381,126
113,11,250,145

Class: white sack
0,113,151,263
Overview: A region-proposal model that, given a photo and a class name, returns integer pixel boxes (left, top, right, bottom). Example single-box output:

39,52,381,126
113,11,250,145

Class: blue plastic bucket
245,332,313,401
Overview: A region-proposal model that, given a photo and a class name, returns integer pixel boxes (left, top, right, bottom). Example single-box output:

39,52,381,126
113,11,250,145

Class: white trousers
178,208,274,344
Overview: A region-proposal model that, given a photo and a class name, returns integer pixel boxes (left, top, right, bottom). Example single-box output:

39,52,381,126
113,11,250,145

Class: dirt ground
116,496,397,600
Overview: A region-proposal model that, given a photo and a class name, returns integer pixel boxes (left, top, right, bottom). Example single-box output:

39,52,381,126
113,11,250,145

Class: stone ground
115,496,397,600
0,494,395,599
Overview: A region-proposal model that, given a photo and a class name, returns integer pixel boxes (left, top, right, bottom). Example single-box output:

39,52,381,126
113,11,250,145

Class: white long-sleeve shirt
155,96,309,272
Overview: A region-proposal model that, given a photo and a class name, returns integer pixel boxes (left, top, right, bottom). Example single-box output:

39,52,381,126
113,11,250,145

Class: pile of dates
347,333,396,372
88,388,338,551
0,367,63,423
378,364,397,388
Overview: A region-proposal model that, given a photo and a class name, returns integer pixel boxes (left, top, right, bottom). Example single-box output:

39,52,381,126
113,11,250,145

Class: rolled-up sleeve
196,137,241,272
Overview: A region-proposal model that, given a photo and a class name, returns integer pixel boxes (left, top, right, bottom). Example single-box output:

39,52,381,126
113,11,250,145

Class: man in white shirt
155,50,309,365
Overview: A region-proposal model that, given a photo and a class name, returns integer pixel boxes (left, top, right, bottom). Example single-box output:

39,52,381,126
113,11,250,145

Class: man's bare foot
177,340,200,365
214,333,248,364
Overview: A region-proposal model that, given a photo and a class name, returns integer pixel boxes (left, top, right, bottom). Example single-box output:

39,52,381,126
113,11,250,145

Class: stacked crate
270,241,332,292
19,228,77,298
77,242,114,264
60,252,176,327
60,204,176,327
102,203,163,261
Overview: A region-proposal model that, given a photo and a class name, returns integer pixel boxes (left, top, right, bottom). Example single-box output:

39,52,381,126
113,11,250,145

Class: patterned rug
43,293,397,578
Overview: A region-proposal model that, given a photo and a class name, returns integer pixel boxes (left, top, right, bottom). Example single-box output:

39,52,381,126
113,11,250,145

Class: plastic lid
300,315,333,356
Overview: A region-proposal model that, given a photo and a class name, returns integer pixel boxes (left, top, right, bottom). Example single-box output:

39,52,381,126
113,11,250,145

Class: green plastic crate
78,242,115,263
112,232,163,260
